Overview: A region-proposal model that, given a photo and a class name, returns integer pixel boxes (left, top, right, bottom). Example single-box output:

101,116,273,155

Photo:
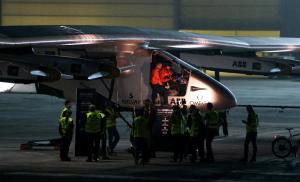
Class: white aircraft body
1,26,300,110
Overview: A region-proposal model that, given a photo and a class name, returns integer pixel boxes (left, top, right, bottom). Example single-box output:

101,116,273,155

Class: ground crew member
142,99,156,159
219,111,229,137
59,110,74,161
99,106,109,160
105,103,120,155
241,105,259,162
170,105,186,162
181,104,189,158
188,105,205,163
60,100,72,120
132,109,150,165
204,102,220,163
150,62,166,104
84,104,105,162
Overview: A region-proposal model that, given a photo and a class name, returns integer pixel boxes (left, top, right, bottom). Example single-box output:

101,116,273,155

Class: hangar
0,0,297,37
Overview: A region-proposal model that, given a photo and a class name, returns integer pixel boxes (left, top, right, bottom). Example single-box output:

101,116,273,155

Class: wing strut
108,78,115,101
214,71,220,81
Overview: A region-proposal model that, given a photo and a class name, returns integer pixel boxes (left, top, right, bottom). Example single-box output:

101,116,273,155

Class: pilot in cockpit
160,64,173,89
150,63,166,105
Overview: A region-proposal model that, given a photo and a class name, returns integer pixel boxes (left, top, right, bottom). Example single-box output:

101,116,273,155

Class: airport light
88,71,109,80
30,70,48,77
270,68,281,73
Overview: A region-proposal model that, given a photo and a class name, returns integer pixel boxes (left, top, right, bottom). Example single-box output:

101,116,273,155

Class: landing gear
214,71,220,81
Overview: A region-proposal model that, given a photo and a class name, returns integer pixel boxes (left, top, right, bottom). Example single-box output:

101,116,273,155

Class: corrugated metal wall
1,0,282,36
181,0,280,30
2,0,175,29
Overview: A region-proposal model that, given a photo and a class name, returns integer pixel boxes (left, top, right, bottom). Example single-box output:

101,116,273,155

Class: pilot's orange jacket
160,67,172,83
151,68,163,85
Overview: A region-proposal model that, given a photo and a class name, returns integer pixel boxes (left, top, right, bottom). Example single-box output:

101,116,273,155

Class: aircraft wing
1,25,300,83
1,25,300,52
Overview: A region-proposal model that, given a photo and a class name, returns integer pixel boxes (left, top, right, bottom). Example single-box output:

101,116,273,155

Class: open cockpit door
151,50,190,99
150,50,236,110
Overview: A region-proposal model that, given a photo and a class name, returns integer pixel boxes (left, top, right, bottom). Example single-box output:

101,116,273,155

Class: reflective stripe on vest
247,113,259,133
106,107,118,128
60,107,69,120
59,117,73,136
85,112,101,133
171,112,186,135
190,112,201,136
133,116,149,138
98,112,105,119
205,110,219,129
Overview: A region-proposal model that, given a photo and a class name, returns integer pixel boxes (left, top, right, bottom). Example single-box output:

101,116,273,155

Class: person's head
144,99,152,107
173,105,181,113
89,104,96,112
181,104,187,114
246,105,254,113
207,102,213,111
135,109,143,117
64,100,71,109
189,105,197,112
155,63,163,69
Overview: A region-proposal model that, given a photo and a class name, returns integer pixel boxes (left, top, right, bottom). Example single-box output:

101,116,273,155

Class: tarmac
0,77,300,181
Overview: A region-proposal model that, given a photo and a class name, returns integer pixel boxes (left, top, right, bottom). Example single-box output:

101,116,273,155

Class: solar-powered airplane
1,26,300,111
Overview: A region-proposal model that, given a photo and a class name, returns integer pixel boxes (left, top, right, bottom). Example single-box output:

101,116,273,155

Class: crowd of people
58,100,120,162
58,99,259,165
132,102,259,164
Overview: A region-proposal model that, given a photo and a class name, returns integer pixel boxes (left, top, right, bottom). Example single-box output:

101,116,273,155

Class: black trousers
107,126,120,151
85,132,101,160
60,135,72,160
190,135,205,161
172,134,185,162
100,132,107,157
222,121,228,136
206,129,217,162
244,132,257,160
133,137,148,164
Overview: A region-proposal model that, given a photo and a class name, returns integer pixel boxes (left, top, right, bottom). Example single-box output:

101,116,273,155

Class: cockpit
150,51,190,105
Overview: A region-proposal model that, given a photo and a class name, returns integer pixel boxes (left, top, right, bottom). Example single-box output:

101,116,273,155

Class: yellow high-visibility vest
190,112,203,137
205,110,219,129
106,107,118,128
85,111,103,133
60,107,70,120
246,113,259,133
171,112,186,135
133,116,149,138
59,117,73,136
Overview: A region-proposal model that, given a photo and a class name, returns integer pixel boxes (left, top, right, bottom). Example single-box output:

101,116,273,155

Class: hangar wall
0,0,286,37
280,0,300,37
181,0,280,30
1,0,175,29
